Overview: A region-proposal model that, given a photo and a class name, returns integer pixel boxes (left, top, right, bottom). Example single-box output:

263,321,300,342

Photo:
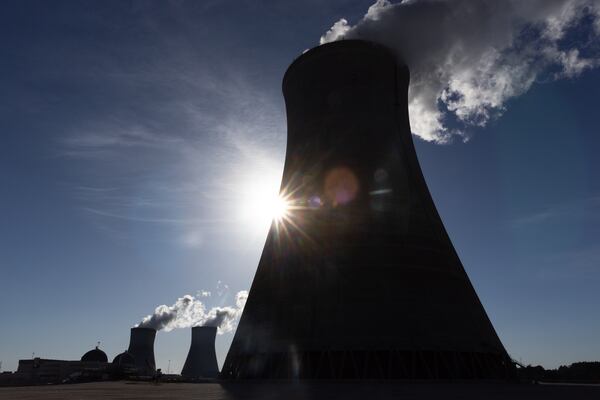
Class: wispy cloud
81,207,228,226
511,196,600,227
60,60,286,248
533,245,600,281
63,125,184,151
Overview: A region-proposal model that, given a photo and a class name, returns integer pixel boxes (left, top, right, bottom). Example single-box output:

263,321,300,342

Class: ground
1,381,600,399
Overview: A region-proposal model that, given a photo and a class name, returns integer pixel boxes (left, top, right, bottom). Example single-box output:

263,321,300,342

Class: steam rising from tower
320,0,600,143
136,291,248,333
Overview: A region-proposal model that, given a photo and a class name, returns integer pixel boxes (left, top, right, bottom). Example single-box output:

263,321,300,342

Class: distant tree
518,361,600,383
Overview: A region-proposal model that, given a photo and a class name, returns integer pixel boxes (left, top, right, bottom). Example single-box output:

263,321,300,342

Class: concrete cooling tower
181,326,219,379
127,327,156,375
221,40,515,380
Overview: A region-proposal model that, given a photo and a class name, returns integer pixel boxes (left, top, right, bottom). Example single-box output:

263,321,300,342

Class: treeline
517,362,600,383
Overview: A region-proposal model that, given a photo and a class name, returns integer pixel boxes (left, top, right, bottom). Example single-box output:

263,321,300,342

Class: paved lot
1,381,600,400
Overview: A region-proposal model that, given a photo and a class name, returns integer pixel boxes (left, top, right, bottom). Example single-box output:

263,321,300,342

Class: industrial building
222,40,514,380
0,328,158,386
181,326,220,379
0,326,222,386
125,327,157,376
0,347,111,386
1,39,518,385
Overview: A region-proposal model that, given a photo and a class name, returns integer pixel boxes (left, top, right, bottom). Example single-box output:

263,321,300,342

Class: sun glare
239,175,289,231
271,195,289,221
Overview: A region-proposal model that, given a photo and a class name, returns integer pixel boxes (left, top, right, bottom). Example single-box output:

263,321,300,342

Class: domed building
81,346,108,363
112,350,137,377
12,345,111,384
112,351,135,367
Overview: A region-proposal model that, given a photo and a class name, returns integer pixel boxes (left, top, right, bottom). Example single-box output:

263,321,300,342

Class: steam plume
320,0,600,143
136,290,248,334
203,291,248,332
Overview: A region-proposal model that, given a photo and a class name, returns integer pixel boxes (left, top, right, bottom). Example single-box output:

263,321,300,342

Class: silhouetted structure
518,362,600,383
127,327,156,375
222,40,514,380
181,326,219,379
81,346,108,363
6,356,110,385
111,351,136,377
112,351,135,367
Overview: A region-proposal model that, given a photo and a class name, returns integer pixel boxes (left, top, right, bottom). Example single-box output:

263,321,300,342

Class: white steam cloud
136,290,248,334
320,0,600,143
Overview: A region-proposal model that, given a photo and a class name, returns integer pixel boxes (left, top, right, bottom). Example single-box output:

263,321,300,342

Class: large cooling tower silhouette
181,326,219,379
221,40,514,380
127,327,156,374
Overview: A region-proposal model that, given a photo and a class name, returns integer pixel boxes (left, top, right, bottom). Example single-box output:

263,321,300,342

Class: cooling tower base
222,350,515,380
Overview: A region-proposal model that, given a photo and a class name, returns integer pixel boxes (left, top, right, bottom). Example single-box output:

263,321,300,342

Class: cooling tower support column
128,327,156,375
221,40,515,380
181,326,219,379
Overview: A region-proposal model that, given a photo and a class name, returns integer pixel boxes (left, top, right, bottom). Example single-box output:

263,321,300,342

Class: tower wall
127,327,156,374
181,326,219,379
222,40,514,380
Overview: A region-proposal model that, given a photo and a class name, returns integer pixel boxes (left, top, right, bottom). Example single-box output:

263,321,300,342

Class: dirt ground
1,381,600,400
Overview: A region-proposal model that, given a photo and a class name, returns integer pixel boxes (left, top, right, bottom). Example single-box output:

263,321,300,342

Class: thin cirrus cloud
59,0,600,246
60,65,286,248
320,0,600,143
511,196,600,227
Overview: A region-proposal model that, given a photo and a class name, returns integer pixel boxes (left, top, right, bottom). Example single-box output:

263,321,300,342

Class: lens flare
240,179,290,230
271,195,289,221
324,167,359,206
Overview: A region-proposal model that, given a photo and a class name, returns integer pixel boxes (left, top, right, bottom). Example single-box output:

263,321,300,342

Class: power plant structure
2,346,111,386
221,40,514,380
126,327,156,375
112,351,136,372
181,326,220,379
1,328,161,386
1,326,224,386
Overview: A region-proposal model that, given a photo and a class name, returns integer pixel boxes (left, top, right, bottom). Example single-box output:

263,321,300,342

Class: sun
239,175,290,231
271,195,290,221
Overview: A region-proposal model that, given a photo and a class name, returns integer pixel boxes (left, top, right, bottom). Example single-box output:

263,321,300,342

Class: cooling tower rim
191,325,218,331
130,327,157,332
283,39,406,91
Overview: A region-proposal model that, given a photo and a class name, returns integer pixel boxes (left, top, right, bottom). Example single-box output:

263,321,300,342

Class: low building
15,357,110,385
0,346,111,386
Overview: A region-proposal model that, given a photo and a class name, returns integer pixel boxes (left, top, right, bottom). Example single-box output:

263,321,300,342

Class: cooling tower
127,327,156,374
221,40,514,380
181,326,219,379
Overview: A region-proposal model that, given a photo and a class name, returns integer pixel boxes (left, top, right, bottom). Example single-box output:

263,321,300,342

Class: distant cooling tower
221,40,514,380
181,326,219,379
127,327,156,374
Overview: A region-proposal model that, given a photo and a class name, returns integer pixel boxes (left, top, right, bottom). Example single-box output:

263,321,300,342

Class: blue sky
1,0,599,373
